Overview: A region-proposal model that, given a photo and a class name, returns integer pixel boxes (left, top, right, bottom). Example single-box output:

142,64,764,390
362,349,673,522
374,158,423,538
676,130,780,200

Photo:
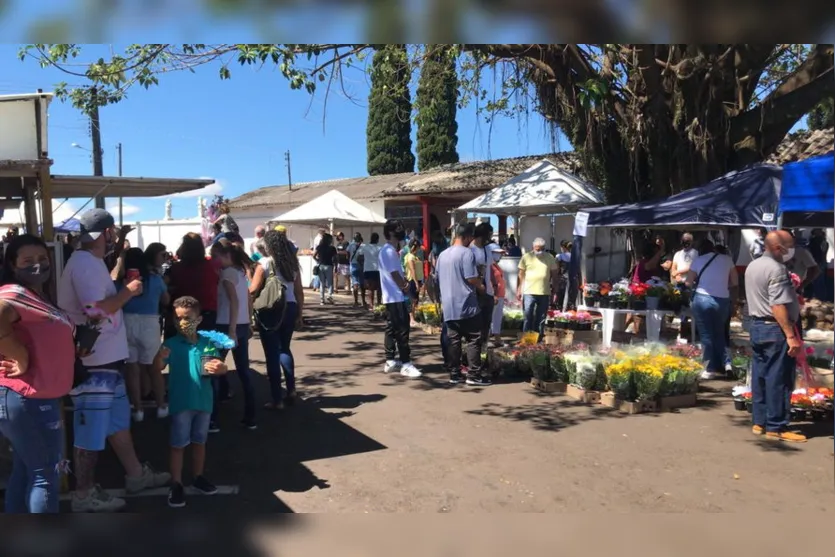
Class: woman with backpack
249,229,304,410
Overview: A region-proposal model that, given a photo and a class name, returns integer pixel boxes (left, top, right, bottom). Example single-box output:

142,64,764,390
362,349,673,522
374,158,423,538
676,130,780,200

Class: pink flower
826,348,834,356
805,346,815,355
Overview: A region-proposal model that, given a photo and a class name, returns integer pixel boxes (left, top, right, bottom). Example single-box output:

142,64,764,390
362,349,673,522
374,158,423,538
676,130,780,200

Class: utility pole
116,142,123,225
89,88,105,209
285,150,292,191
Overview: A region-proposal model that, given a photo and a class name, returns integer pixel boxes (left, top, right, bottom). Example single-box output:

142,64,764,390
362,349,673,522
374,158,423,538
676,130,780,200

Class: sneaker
71,485,126,513
192,475,218,495
320,301,325,306
208,422,220,434
449,371,464,384
284,392,298,406
241,419,257,431
765,431,807,443
156,406,169,419
132,409,145,423
328,297,335,305
167,483,186,508
752,425,764,436
466,374,492,386
400,363,422,378
699,370,718,381
125,463,172,494
384,360,402,374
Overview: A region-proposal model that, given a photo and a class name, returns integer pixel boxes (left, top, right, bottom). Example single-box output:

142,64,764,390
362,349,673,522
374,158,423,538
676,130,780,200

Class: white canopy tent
457,159,606,216
273,189,387,231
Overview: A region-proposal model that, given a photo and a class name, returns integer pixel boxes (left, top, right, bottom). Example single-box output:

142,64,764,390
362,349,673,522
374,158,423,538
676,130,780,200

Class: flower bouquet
415,303,442,326
632,358,664,401
548,347,568,383
76,303,112,352
488,348,521,379
197,330,235,376
597,282,612,308
583,283,599,307
732,385,753,411
372,304,387,320
501,307,524,332
628,282,649,310
656,354,702,398
667,343,702,360
528,345,552,381
730,349,751,382
605,358,636,401
611,281,630,309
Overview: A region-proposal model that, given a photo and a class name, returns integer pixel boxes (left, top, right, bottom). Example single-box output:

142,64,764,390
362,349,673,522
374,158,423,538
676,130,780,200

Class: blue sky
1,42,561,223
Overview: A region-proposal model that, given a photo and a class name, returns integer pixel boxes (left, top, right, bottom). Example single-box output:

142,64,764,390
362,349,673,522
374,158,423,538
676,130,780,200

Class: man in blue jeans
744,230,805,443
516,237,559,340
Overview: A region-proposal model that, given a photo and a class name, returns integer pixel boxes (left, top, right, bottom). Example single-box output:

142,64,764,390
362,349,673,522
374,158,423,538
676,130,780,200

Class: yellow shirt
518,251,557,296
404,252,424,282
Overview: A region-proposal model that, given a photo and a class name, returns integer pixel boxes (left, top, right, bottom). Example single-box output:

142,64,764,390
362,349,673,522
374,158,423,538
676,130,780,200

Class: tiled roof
767,127,834,165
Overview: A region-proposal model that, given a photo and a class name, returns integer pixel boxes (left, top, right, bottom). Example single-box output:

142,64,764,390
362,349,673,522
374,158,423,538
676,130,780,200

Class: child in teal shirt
154,295,227,508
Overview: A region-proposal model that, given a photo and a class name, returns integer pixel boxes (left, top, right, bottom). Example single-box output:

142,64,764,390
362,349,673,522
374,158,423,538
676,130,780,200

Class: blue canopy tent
778,153,834,228
38,218,82,235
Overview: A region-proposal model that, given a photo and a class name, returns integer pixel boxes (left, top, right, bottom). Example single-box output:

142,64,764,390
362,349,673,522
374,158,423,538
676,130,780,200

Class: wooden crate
600,392,657,414
658,393,697,411
566,384,601,404
530,378,567,394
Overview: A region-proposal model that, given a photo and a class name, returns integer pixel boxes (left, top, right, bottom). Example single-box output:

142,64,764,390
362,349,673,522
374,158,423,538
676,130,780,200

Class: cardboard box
530,378,567,394
566,384,601,404
543,329,601,347
658,393,698,411
600,392,657,414
420,324,442,335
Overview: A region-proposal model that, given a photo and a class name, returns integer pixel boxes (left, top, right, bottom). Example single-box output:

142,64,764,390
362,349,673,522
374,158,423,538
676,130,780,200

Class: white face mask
782,247,795,262
533,247,544,255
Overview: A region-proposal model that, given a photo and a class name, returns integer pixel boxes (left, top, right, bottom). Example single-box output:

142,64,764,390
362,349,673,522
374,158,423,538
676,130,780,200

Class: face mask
16,263,51,286
782,247,795,262
682,242,691,249
533,248,543,255
177,316,202,337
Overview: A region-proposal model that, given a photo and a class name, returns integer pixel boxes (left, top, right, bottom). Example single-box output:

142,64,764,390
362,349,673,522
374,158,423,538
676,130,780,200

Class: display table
579,306,695,348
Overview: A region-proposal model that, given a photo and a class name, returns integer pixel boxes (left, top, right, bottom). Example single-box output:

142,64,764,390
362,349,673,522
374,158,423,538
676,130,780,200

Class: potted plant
645,284,667,310
575,311,593,331
730,351,751,381
76,303,112,352
628,282,649,311
583,283,599,307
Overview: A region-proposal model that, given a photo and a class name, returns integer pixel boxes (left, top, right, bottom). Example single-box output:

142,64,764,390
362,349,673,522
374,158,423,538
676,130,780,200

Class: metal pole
285,150,292,190
90,89,105,209
117,142,123,225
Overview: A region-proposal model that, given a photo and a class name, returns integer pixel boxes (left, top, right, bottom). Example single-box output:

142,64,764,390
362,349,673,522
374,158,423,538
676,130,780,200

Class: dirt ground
13,291,834,513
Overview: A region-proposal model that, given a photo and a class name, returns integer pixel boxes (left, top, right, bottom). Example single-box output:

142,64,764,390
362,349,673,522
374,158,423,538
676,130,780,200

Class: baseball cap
275,225,287,233
77,208,115,243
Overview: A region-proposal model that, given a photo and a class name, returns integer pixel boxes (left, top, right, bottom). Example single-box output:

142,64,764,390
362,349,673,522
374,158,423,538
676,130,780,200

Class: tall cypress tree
367,45,415,175
416,45,459,171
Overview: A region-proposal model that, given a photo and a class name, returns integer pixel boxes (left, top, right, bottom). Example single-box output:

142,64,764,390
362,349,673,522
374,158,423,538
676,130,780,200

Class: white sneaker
132,410,144,423
156,406,169,419
125,463,172,494
384,360,402,373
71,485,126,513
400,363,422,378
700,370,718,380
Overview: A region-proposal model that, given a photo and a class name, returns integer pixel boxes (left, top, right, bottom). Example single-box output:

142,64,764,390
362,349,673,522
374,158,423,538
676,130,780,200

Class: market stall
777,153,834,228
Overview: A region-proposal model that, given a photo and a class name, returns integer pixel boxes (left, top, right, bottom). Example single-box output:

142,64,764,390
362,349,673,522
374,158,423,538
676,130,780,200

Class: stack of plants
583,283,599,307
603,350,703,403
487,347,521,380
547,310,595,331
562,350,607,391
414,302,442,327
501,307,525,332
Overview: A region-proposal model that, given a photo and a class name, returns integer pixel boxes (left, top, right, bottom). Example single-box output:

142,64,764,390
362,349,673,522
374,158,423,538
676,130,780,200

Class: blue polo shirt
162,335,216,414
120,274,166,315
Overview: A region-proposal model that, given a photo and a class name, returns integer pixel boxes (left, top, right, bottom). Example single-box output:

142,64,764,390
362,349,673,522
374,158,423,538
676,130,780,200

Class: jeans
446,316,483,375
523,294,550,337
259,302,297,403
384,301,412,363
318,265,334,302
750,320,795,432
212,323,254,423
478,295,494,351
691,292,730,373
441,322,449,367
0,388,62,513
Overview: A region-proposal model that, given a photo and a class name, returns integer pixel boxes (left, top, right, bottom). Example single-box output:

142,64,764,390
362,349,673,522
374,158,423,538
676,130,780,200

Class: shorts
350,264,363,288
408,280,423,300
71,370,131,451
364,271,380,288
170,410,211,448
125,313,162,364
337,264,350,276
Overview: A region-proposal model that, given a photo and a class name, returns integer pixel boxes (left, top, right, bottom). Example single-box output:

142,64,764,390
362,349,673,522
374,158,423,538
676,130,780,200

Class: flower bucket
645,296,660,310
583,296,596,307
598,297,610,308
733,399,747,411
630,299,647,311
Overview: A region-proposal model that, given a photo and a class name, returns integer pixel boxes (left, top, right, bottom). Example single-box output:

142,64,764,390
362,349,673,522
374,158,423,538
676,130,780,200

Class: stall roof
579,164,782,230
50,175,215,198
779,153,834,213
273,189,387,227
457,159,605,216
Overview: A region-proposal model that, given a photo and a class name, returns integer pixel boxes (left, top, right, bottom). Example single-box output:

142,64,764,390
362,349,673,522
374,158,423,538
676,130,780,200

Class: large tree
21,43,834,202
415,45,459,171
807,97,834,130
366,45,415,175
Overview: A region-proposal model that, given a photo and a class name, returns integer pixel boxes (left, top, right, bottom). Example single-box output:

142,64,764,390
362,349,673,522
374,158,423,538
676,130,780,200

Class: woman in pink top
0,234,76,513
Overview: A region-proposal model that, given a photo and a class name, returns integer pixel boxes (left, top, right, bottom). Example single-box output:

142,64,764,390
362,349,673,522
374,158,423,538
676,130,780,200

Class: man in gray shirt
437,222,489,386
744,230,804,443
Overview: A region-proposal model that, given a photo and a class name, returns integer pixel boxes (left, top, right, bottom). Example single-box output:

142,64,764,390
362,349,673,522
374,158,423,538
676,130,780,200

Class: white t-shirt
691,253,735,298
673,248,699,279
470,243,496,296
57,249,129,366
259,257,296,304
312,234,322,250
358,244,381,272
217,267,251,326
379,243,407,304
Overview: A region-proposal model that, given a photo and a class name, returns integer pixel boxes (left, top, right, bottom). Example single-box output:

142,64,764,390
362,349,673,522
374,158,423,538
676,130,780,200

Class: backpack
253,259,288,331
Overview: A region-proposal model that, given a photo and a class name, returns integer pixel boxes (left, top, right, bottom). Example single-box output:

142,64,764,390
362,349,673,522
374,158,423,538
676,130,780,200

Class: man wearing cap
58,208,171,512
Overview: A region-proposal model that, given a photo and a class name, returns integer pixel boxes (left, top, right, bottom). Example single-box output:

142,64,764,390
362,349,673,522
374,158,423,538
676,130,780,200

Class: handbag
253,260,288,331
313,265,320,276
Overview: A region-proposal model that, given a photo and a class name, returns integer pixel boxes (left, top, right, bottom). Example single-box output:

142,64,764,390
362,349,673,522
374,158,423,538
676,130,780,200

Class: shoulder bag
253,260,288,331
692,253,719,292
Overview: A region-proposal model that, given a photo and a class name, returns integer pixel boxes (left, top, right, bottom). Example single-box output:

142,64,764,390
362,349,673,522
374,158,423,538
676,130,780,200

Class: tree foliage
415,45,459,171
366,45,415,175
21,43,835,202
807,97,834,130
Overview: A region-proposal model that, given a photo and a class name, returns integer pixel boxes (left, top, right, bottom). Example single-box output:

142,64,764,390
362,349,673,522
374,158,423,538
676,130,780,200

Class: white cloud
165,178,223,199
0,199,141,227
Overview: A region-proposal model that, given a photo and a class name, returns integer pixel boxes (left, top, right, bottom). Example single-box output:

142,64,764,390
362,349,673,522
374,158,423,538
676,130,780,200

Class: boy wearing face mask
154,296,228,508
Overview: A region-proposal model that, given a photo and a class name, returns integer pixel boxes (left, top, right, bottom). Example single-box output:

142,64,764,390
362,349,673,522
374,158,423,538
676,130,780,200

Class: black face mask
394,230,407,242
682,242,691,249
16,263,51,286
